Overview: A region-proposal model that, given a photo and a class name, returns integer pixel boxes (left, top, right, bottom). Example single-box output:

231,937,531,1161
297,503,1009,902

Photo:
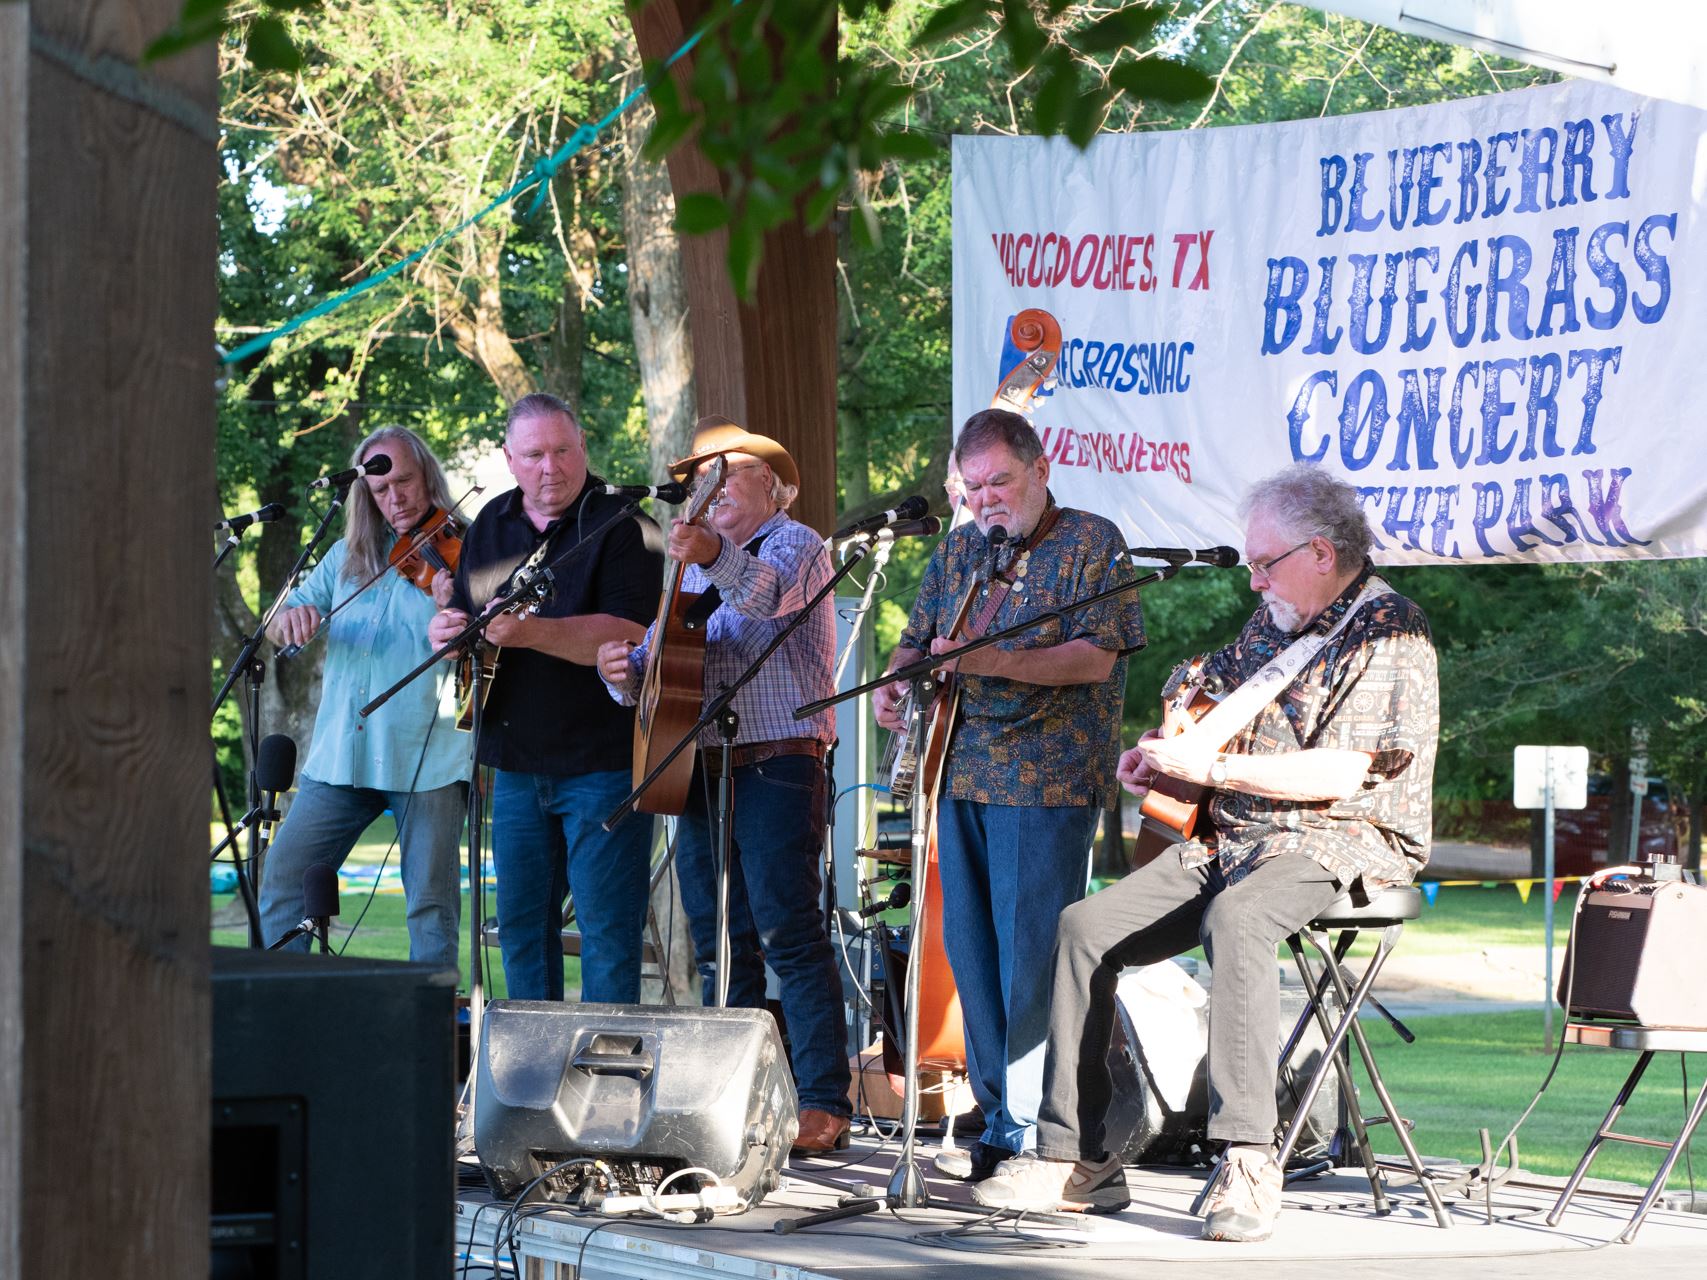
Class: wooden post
0,3,215,1273
630,1,839,536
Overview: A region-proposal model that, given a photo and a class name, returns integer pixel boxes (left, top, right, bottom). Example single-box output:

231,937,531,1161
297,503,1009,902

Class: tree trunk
622,95,696,479
422,246,537,405
541,169,594,416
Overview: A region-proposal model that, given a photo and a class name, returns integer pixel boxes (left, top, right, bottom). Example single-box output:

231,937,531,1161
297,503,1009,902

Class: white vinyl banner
952,81,1705,565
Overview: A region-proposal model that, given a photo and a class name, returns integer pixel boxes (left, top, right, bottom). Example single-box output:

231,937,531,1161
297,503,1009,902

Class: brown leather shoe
792,1108,851,1154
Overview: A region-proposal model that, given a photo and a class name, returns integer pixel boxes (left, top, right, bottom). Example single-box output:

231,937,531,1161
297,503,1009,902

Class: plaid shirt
606,511,836,746
1175,566,1439,890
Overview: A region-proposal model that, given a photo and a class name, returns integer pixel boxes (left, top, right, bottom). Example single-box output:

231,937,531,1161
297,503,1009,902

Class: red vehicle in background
1548,775,1687,876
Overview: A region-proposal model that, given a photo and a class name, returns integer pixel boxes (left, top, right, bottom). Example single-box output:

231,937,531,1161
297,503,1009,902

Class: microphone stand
781,558,1177,1224
356,499,642,1114
211,485,350,947
601,533,889,1010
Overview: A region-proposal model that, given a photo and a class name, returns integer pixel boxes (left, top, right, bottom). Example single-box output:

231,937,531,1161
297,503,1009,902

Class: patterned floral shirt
898,504,1145,808
1174,566,1438,889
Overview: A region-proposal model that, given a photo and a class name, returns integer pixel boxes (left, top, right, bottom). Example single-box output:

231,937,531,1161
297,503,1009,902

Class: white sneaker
971,1151,1130,1214
1202,1147,1283,1242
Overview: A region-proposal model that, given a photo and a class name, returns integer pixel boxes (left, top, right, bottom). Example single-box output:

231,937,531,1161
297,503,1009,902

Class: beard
1265,595,1306,633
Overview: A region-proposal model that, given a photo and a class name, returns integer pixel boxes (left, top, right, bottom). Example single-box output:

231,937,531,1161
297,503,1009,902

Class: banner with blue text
952,82,1702,564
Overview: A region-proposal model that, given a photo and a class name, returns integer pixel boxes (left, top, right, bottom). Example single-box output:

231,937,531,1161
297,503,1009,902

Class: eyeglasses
1246,539,1313,581
697,460,768,483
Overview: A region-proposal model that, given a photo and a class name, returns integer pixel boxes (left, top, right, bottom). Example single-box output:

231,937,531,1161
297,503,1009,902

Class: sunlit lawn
210,814,580,1000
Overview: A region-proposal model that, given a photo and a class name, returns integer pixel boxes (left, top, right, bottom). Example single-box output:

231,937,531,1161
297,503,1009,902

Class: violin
389,507,463,596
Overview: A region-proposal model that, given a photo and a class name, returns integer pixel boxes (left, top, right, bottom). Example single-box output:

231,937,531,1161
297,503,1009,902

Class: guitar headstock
684,454,727,525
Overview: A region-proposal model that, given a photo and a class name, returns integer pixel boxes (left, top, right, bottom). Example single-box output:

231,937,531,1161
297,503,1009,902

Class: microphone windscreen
894,494,929,521
1202,546,1242,568
986,524,1009,547
302,863,340,918
256,734,297,792
362,453,393,477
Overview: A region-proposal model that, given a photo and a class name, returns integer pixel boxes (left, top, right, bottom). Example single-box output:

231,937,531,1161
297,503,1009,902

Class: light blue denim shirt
284,540,471,792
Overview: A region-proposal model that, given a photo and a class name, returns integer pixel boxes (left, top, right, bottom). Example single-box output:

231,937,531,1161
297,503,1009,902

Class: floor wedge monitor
474,1001,797,1209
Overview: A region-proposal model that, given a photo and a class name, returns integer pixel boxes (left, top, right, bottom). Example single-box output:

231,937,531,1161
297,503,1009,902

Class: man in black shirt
429,393,663,1002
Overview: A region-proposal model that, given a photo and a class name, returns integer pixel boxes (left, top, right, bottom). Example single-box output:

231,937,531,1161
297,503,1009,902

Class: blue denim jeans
259,777,467,972
490,768,654,1003
674,753,851,1116
935,797,1097,1153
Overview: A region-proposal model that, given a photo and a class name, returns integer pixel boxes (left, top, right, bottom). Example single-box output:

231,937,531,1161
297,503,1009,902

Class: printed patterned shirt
1174,565,1439,889
606,510,837,746
898,504,1145,808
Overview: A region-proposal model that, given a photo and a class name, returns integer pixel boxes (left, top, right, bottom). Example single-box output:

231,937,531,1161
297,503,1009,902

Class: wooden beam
630,1,839,536
0,3,215,1273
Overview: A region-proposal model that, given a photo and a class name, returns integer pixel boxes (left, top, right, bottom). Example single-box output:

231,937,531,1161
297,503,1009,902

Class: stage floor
453,1134,1707,1279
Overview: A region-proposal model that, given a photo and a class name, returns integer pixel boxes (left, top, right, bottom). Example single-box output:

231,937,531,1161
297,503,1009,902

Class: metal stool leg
1320,925,1452,1229
1284,927,1390,1212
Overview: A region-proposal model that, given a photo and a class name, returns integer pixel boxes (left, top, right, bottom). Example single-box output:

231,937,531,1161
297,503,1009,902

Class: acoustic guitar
1131,656,1223,866
630,456,726,815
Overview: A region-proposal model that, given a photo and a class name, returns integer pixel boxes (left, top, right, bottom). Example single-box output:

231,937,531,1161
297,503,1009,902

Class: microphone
267,861,340,952
985,523,1009,580
215,503,286,534
309,453,393,490
876,516,943,540
600,480,690,503
1129,545,1242,568
256,734,298,795
858,881,912,920
831,495,930,540
301,863,340,953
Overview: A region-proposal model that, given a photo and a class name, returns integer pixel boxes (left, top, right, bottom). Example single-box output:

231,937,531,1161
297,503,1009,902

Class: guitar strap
681,531,771,629
1190,575,1390,751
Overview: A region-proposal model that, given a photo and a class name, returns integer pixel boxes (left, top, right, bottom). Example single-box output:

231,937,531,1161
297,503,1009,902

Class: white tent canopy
1321,1,1707,112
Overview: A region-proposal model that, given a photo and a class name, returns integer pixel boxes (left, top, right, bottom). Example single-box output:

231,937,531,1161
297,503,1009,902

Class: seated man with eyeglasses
974,464,1438,1242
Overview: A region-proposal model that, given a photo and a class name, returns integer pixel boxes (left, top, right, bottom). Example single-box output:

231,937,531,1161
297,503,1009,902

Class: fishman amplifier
1560,881,1707,1027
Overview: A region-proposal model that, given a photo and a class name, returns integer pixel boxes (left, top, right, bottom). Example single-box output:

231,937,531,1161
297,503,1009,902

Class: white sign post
1514,745,1590,1048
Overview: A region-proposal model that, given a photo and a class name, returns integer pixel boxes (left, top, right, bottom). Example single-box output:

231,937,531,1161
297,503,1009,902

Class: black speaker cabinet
212,947,457,1279
474,1001,797,1208
1562,882,1707,1026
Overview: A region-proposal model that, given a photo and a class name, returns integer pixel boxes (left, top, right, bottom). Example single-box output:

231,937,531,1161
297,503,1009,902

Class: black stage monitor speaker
212,947,457,1280
1562,881,1707,1027
474,1001,797,1209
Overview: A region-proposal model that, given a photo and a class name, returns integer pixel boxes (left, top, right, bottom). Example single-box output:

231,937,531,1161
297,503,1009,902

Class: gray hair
954,408,1044,467
506,392,580,437
343,425,456,583
769,471,799,510
1240,464,1373,566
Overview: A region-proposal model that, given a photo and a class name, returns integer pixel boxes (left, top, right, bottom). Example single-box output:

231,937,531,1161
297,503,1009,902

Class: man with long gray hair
975,464,1438,1243
263,426,471,971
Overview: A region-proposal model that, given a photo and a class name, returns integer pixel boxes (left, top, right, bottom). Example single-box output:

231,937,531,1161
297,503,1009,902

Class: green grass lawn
1344,1008,1704,1190
210,815,580,1000
215,830,1702,1190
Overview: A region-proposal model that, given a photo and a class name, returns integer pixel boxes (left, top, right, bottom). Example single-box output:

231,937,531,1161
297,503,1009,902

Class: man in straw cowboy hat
599,416,852,1153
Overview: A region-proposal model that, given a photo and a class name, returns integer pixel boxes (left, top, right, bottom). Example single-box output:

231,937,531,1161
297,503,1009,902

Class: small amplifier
1560,881,1707,1027
474,1001,797,1209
